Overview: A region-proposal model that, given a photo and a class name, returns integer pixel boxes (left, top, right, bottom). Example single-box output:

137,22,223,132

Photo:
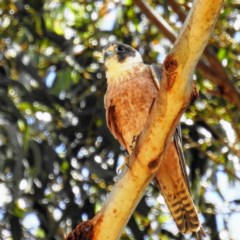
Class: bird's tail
155,141,204,235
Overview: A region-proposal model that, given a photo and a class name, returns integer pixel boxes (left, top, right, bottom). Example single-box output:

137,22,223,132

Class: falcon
103,41,204,236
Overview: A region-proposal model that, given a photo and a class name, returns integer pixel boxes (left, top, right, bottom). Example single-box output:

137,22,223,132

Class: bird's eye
115,46,125,52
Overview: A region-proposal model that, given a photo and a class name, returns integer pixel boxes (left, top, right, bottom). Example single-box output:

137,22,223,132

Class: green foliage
0,0,239,239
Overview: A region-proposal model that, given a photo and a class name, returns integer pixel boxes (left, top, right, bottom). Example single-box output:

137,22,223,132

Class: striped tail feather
159,179,200,233
155,138,204,235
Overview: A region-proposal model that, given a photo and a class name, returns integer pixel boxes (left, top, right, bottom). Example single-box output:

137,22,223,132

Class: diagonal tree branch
135,0,176,42
135,0,240,110
168,0,187,22
65,0,223,239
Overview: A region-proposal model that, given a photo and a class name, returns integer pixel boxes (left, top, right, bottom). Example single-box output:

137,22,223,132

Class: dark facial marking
103,41,136,63
116,43,136,63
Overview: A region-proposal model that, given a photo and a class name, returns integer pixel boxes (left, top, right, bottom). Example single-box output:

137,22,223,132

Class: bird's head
103,42,143,79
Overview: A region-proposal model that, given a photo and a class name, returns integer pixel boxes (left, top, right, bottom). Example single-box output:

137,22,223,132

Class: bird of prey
103,42,204,236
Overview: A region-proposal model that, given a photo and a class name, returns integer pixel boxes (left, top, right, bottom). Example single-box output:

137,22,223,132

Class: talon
130,135,138,152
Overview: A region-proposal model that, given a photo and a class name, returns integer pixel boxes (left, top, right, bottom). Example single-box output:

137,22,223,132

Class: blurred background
0,0,240,239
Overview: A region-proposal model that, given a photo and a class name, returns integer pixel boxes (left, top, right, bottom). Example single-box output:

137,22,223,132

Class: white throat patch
105,51,143,82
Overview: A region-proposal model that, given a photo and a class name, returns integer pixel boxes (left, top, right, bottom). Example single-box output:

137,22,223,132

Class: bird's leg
124,155,130,168
129,135,138,152
117,135,138,173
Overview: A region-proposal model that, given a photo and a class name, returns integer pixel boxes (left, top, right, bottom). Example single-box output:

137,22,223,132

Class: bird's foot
130,135,138,152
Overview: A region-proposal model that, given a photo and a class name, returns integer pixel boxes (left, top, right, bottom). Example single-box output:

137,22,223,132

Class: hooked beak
103,51,114,60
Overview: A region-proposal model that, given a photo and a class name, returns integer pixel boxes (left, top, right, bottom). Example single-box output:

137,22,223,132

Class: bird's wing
150,63,162,90
150,63,191,191
174,125,191,192
150,63,202,234
104,93,126,149
155,138,201,234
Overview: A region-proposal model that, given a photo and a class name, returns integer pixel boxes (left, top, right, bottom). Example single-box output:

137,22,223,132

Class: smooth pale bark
65,0,223,239
136,0,240,111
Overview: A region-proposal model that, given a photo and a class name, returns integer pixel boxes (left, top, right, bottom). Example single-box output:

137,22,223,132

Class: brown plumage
103,42,204,236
